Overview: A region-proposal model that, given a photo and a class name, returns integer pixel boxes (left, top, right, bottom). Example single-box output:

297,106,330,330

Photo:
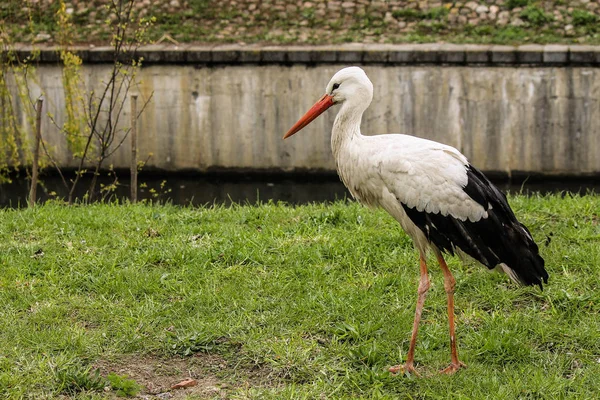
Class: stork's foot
389,363,420,377
440,361,466,375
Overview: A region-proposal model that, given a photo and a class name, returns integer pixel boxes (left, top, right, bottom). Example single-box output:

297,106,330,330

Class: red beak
283,94,335,139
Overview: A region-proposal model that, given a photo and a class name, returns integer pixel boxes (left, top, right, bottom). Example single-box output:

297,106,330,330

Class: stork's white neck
331,101,366,159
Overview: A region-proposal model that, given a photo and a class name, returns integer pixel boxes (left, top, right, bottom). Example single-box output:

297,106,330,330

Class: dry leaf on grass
171,378,198,390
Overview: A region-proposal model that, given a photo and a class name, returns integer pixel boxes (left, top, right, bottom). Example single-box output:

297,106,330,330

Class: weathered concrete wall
5,52,600,175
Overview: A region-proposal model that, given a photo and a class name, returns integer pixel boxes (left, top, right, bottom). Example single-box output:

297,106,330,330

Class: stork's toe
440,361,467,375
389,363,420,377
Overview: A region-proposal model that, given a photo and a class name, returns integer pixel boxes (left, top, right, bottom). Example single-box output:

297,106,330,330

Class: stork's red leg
389,252,429,376
437,253,466,374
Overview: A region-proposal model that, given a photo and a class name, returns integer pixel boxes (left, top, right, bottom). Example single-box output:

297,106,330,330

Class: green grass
507,0,532,9
0,195,599,398
572,9,599,27
520,6,554,27
391,7,448,21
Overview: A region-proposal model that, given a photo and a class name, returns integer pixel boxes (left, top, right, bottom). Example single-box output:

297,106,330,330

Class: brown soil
92,352,275,399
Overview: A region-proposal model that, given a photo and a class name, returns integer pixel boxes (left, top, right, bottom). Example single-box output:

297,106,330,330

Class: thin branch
39,137,69,190
28,98,43,207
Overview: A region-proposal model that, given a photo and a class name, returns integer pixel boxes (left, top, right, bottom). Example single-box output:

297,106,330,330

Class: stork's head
283,67,373,139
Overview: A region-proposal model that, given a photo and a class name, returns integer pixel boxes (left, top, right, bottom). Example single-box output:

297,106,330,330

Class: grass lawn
0,195,599,398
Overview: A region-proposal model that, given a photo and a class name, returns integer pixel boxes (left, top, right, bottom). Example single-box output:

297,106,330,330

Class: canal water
0,172,598,208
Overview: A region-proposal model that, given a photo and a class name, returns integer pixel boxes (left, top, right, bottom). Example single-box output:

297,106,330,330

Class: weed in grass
469,25,494,36
494,26,529,43
391,7,448,21
54,364,105,396
572,9,599,27
520,5,554,26
417,21,448,35
188,0,214,18
423,7,450,20
106,373,141,397
392,9,420,20
507,0,532,9
348,342,386,368
167,331,232,356
332,321,383,343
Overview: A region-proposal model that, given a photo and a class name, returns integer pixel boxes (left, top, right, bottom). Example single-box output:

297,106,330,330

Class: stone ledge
7,44,600,66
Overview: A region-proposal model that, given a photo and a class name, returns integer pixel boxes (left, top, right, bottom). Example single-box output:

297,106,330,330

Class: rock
490,5,499,14
511,17,525,27
496,18,508,26
34,32,51,42
371,1,387,11
497,10,510,25
476,5,489,13
327,2,341,10
564,24,574,35
465,1,479,11
384,12,396,24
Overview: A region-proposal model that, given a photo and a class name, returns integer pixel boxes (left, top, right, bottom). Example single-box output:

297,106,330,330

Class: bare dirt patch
93,352,277,399
93,353,223,399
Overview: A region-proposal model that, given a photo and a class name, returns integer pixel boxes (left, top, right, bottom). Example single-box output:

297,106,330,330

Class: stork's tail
499,223,548,289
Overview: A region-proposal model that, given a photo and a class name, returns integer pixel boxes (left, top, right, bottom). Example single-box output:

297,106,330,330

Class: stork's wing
375,142,490,223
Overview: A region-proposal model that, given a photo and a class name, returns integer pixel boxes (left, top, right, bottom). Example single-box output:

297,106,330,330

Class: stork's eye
332,83,340,91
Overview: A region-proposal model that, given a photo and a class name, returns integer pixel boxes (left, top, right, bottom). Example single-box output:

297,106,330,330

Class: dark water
0,172,598,208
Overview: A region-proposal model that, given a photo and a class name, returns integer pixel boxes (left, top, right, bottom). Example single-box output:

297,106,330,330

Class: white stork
283,67,548,375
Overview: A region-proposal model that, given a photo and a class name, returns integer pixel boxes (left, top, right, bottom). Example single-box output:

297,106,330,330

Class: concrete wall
5,45,600,176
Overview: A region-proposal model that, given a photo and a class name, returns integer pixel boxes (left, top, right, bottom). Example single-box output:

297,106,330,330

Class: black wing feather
402,165,548,289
